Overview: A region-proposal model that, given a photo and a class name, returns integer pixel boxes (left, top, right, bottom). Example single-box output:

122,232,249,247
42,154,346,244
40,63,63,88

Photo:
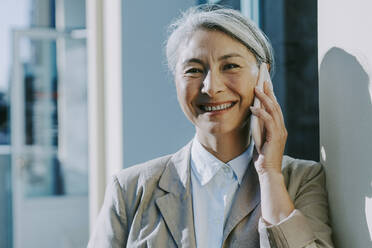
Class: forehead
178,29,255,63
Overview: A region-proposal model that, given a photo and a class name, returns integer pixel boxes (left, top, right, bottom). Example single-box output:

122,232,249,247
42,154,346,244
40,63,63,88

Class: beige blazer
88,141,333,248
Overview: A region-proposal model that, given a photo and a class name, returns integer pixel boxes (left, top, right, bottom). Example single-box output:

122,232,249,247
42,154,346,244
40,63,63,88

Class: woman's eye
223,63,240,70
185,68,203,74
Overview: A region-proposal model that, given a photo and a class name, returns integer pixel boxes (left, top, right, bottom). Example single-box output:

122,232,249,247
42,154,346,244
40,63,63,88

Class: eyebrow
182,53,244,66
218,53,243,61
182,58,204,66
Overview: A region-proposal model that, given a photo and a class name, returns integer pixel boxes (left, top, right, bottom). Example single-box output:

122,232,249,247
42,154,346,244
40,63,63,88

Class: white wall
122,0,196,167
318,0,372,246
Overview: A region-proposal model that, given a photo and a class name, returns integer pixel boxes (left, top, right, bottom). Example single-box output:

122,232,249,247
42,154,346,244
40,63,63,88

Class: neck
196,126,250,163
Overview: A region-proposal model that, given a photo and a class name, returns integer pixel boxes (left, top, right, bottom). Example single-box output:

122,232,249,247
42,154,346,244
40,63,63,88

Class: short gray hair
166,4,275,76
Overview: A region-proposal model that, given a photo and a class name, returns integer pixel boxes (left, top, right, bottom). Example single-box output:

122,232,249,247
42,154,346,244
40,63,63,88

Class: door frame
11,28,88,248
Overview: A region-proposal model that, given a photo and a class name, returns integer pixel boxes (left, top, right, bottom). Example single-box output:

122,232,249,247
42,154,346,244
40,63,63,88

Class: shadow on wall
319,47,372,246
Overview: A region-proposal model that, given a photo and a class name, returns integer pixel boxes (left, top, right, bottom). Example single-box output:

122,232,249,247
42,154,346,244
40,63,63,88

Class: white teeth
203,102,234,112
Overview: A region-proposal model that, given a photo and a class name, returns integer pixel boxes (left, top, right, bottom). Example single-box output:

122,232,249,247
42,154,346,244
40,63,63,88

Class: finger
255,64,286,130
263,80,277,103
259,64,283,126
250,106,276,141
251,105,287,144
251,63,267,109
262,82,288,140
254,86,280,123
263,81,285,126
260,63,277,103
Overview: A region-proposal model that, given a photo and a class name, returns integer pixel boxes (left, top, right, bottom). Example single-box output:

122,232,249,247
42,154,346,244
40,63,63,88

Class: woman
88,5,333,248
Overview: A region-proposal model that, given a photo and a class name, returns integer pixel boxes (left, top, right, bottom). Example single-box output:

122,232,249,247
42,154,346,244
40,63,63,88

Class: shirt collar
228,142,254,184
191,137,253,186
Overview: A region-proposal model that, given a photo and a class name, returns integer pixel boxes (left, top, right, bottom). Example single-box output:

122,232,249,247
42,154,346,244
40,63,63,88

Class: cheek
241,86,255,106
175,79,200,110
241,69,259,103
226,75,256,103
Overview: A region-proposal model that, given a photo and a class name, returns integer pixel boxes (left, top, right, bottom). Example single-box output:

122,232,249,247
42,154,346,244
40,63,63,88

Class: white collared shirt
190,138,254,248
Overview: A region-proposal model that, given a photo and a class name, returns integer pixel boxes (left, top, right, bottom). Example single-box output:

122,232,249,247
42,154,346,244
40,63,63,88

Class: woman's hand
250,68,287,176
250,65,294,225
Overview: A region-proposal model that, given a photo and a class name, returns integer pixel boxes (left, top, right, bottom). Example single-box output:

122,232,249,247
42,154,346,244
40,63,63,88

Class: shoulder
106,154,175,214
113,141,192,191
282,155,323,177
114,154,173,190
281,155,326,195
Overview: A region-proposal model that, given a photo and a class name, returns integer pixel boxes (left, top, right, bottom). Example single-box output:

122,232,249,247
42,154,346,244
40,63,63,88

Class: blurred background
1,0,370,248
1,0,88,247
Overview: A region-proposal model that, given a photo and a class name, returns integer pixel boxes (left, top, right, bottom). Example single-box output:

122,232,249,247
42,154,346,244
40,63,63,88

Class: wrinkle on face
174,29,260,136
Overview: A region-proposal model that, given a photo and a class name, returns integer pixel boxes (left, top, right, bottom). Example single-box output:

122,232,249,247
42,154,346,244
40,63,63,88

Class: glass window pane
15,35,88,198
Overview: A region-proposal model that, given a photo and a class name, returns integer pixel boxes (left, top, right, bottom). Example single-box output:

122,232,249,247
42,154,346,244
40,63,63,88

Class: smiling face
175,29,260,137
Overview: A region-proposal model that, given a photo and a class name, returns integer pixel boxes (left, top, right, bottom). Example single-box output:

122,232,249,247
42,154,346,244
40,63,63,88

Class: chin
199,123,236,136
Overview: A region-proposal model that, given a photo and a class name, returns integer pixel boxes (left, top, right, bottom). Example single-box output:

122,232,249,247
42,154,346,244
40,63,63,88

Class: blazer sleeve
258,161,334,248
87,176,128,248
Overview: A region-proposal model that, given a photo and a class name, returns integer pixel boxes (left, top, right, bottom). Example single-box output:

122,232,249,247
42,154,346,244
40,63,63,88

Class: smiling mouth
199,102,237,112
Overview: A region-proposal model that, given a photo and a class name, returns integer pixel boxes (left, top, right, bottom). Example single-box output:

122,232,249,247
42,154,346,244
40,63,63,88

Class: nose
200,70,225,96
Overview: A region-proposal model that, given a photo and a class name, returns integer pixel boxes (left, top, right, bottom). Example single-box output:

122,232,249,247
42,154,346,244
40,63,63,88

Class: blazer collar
223,160,261,243
156,141,196,247
158,140,193,196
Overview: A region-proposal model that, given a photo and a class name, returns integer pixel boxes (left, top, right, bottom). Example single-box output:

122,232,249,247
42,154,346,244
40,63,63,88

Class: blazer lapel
223,160,261,243
155,142,196,248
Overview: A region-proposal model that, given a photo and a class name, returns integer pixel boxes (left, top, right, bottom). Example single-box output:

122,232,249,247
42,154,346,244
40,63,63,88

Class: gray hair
165,4,275,77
